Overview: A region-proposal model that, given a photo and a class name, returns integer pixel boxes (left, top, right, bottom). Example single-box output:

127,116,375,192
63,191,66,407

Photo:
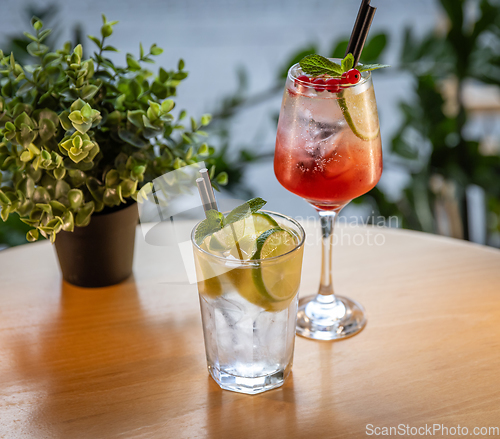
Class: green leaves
80,84,100,100
150,44,163,56
59,132,99,163
67,100,101,134
38,119,57,142
225,197,266,224
341,53,354,72
126,53,141,71
68,189,84,210
194,210,226,245
15,112,37,148
88,35,102,48
27,42,49,57
215,172,228,186
299,55,342,76
195,197,267,244
161,99,175,113
75,201,94,227
357,63,390,72
26,229,39,242
61,210,74,232
201,114,212,126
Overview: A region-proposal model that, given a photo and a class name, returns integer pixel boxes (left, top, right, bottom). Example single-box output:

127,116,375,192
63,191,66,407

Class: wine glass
274,60,383,340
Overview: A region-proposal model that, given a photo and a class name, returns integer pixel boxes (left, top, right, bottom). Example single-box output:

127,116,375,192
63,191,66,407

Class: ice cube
307,119,341,143
304,119,345,158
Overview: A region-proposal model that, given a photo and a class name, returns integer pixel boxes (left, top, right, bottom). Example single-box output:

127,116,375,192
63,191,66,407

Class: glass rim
191,210,306,265
287,58,372,90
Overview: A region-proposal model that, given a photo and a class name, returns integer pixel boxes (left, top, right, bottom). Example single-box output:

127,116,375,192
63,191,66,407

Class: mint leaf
225,197,267,224
206,209,226,225
195,209,225,244
247,197,267,213
195,198,267,245
358,63,390,72
299,55,342,77
341,53,354,73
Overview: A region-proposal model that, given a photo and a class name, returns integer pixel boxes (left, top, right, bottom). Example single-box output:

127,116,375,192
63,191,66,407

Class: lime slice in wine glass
338,85,380,141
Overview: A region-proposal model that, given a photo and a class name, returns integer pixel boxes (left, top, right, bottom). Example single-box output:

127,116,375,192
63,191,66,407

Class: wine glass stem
318,209,338,298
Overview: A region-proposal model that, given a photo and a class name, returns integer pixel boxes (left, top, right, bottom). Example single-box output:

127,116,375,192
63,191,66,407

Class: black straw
345,0,377,66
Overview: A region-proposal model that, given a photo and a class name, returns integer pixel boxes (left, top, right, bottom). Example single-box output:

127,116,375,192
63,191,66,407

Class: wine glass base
296,295,366,341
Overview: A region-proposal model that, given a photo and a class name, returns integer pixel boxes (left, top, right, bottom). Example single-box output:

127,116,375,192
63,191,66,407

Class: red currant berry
326,77,341,93
347,68,361,83
341,69,361,85
295,75,310,87
312,78,326,92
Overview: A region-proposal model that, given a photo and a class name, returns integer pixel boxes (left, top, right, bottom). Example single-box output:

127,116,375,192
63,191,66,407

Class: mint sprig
195,210,226,245
341,53,355,73
357,63,390,72
299,55,342,77
299,53,389,77
195,197,267,245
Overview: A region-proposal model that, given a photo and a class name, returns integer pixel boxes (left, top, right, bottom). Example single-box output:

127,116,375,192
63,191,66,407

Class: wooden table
1,223,500,438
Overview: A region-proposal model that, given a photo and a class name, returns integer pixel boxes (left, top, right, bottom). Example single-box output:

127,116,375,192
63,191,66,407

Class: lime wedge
253,228,296,260
223,212,279,259
338,85,380,141
208,212,277,254
251,228,299,302
248,212,279,233
229,234,257,260
208,219,245,252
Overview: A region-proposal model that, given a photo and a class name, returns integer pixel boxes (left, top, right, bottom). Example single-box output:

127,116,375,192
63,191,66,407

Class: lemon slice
338,84,380,141
251,228,299,302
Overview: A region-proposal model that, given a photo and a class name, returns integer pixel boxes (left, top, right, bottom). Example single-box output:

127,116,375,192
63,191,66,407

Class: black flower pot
54,202,139,287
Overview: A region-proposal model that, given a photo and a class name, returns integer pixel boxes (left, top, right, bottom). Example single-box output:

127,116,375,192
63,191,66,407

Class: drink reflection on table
204,371,298,437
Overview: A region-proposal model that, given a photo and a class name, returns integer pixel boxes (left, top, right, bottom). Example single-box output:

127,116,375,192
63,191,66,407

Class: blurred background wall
1,0,500,247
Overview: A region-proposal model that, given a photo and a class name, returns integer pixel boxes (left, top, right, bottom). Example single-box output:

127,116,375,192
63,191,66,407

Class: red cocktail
274,60,383,340
275,69,382,211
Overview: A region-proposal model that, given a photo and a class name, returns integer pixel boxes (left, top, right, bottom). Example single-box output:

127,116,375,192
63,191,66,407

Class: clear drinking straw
196,168,218,214
195,168,243,258
196,178,212,214
199,168,218,211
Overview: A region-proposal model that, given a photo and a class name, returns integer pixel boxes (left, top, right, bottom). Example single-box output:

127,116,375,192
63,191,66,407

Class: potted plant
0,16,227,287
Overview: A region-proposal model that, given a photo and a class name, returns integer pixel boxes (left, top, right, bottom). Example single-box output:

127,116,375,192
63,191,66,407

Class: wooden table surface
1,223,500,439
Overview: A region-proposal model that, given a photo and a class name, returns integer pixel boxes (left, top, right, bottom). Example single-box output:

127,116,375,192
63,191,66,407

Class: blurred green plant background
1,0,500,248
